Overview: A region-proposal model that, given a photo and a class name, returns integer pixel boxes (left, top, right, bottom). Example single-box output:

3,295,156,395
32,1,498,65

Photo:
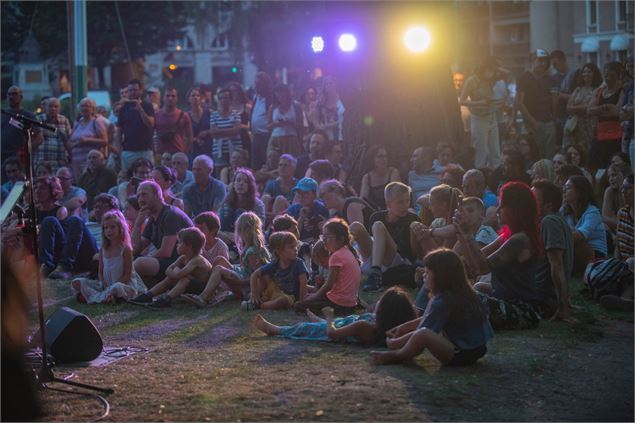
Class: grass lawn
33,277,633,422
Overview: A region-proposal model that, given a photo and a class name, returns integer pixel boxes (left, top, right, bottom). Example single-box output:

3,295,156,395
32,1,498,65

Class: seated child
193,211,230,266
180,211,270,307
286,177,329,242
371,249,493,366
349,182,421,291
253,287,416,347
309,239,330,292
271,213,312,267
72,210,145,304
128,227,212,308
241,231,309,310
293,218,361,316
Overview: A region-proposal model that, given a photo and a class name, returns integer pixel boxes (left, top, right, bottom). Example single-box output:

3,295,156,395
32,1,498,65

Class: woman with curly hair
218,168,265,243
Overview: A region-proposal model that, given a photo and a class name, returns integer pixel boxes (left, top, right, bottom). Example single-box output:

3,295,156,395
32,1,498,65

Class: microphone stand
7,111,113,394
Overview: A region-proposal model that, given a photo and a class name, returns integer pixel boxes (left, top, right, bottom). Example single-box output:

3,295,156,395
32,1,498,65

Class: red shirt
154,108,192,154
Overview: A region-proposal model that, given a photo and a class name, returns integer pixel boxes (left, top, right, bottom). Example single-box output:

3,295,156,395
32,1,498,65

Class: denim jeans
39,216,98,271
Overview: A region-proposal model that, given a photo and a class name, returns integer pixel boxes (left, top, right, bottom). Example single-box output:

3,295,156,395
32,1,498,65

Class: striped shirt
210,111,241,161
617,207,634,261
34,115,72,172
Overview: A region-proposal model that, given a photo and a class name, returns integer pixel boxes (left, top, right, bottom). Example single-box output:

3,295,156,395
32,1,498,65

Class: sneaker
181,294,207,308
362,269,382,292
128,292,153,305
48,265,72,280
240,300,258,311
148,294,172,309
600,295,634,312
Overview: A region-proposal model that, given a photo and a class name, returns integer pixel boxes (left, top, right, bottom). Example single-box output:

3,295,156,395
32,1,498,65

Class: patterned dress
563,86,596,155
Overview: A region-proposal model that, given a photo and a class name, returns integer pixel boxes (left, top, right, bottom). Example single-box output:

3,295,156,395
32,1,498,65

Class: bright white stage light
404,26,431,53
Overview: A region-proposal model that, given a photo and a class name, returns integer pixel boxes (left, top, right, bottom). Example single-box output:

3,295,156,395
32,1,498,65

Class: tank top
491,253,538,304
342,197,375,229
36,205,62,225
102,246,125,285
598,87,623,123
271,105,298,137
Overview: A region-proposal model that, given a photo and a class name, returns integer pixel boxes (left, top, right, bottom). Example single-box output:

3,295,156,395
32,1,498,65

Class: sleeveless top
341,197,375,229
597,87,623,123
491,253,539,304
365,168,396,210
272,105,298,137
36,205,62,225
102,246,125,285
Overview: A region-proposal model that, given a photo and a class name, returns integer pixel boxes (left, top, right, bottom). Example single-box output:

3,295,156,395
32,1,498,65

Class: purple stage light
338,33,357,52
311,36,325,53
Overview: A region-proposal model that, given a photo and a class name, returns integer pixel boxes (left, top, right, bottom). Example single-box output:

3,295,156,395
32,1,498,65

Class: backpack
584,258,633,299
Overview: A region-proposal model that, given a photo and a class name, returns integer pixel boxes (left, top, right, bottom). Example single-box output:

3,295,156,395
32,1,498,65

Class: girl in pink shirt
293,218,361,315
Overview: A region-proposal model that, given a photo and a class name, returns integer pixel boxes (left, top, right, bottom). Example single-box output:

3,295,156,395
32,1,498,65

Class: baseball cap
292,177,318,193
146,87,160,94
531,49,549,59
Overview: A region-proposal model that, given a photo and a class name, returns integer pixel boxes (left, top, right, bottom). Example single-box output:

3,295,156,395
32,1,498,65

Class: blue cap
292,177,318,193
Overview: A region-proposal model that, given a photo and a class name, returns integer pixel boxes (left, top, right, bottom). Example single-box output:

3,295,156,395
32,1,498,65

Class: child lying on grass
253,287,416,347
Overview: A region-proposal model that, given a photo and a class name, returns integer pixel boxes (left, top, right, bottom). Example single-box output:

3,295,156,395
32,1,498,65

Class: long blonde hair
101,210,131,250
234,211,268,255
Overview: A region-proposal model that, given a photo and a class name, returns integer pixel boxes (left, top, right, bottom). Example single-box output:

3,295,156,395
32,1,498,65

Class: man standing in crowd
147,87,161,112
1,86,43,179
115,79,155,173
512,49,556,159
154,87,193,157
182,155,226,217
454,72,471,146
78,149,118,210
250,72,273,170
132,180,193,283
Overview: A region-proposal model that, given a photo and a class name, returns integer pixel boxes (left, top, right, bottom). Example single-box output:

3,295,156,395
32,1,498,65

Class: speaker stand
6,112,114,396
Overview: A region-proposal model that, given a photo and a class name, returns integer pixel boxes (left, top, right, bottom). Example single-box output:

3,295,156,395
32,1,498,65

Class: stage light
404,26,431,53
231,66,238,73
311,36,325,53
338,33,357,52
168,64,177,71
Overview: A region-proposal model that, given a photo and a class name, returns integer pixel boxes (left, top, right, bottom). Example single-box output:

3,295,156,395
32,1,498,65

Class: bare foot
370,350,399,365
252,314,280,336
306,309,324,323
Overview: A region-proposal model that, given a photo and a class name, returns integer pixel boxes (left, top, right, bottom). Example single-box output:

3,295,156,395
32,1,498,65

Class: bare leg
385,331,414,350
350,221,372,262
262,194,273,213
253,314,281,336
134,257,160,279
260,296,293,310
371,327,455,365
306,309,325,323
212,256,232,268
167,278,192,299
371,221,398,267
199,266,226,301
148,276,177,296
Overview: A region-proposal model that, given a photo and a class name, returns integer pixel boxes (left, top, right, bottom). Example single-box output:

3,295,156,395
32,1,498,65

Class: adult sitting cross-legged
132,180,193,285
36,177,98,280
56,167,87,219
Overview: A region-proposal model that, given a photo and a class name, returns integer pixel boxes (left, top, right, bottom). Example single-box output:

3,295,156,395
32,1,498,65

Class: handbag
564,115,578,134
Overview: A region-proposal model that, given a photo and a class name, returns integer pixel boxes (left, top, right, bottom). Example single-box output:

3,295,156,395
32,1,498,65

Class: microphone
1,109,57,133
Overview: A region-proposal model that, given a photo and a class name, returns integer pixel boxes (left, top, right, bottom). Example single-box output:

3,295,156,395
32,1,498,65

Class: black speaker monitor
42,307,103,363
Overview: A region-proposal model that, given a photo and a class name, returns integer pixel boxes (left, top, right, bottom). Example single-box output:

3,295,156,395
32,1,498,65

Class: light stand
2,110,113,395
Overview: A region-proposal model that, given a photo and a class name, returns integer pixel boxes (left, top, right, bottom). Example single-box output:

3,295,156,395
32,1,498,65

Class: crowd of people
1,47,633,367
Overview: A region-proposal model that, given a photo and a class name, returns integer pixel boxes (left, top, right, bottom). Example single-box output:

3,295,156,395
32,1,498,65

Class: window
587,0,598,32
211,33,229,50
25,70,42,83
616,0,632,30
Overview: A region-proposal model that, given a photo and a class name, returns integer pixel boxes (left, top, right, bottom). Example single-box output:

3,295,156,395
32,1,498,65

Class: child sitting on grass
241,231,309,310
193,211,230,265
72,210,145,304
271,213,312,267
293,218,361,315
128,227,212,308
253,287,416,346
180,212,270,307
371,248,493,366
